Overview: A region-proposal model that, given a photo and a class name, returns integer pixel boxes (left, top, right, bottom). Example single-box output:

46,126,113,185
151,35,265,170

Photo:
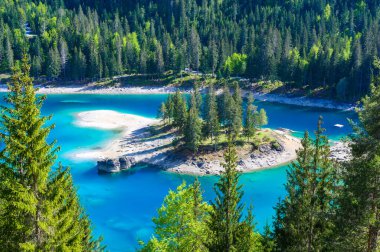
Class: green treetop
231,82,243,140
139,181,211,252
273,117,336,251
335,58,380,251
184,92,203,152
207,139,263,251
244,93,257,142
172,90,188,133
204,83,220,151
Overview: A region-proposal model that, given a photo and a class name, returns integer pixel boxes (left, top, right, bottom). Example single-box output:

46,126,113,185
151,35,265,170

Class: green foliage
223,53,247,76
139,181,211,252
335,59,380,251
0,55,102,251
259,109,268,127
184,93,203,152
244,93,256,141
0,0,378,98
207,140,263,251
204,83,220,150
171,91,188,132
273,117,337,251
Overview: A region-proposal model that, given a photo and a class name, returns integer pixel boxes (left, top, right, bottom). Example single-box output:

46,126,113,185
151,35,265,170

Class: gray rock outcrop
97,156,136,173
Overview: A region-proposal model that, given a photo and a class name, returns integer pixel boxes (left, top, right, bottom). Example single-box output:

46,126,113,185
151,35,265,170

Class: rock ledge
97,156,136,173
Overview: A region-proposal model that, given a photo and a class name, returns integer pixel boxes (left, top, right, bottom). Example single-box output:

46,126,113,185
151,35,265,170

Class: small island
69,83,350,175
71,110,301,175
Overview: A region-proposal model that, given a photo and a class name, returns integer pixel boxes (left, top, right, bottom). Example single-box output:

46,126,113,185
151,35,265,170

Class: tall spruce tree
231,82,243,140
207,139,262,251
244,93,256,142
273,117,336,251
335,58,380,251
219,84,235,131
0,55,102,251
184,93,203,152
172,90,188,132
204,83,220,150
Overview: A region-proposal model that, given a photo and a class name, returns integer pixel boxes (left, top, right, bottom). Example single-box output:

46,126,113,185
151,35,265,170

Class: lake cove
0,93,357,251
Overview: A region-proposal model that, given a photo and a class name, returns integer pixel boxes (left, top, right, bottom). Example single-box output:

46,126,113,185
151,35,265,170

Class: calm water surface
0,93,357,251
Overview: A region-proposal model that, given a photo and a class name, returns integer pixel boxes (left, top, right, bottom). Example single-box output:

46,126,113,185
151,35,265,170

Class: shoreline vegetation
70,110,349,175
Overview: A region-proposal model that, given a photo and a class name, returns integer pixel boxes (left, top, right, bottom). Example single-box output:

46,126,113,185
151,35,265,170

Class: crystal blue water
0,93,357,251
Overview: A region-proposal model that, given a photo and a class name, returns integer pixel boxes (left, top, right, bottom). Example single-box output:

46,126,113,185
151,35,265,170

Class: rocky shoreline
94,128,352,176
250,92,356,111
94,128,301,175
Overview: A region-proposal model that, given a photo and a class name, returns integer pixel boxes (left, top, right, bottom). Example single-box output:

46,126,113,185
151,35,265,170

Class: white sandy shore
68,109,304,175
0,84,354,110
70,110,159,160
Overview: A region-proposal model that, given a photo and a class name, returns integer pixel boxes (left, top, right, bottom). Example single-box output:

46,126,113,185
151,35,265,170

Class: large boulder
97,156,137,173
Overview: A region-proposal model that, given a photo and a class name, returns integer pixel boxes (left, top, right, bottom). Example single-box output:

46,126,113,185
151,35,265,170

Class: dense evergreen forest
1,0,380,100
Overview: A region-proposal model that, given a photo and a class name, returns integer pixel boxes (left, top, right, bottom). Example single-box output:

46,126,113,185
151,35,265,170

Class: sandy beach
70,110,160,160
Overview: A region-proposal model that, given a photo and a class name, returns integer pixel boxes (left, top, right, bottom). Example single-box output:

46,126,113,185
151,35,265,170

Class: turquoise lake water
0,93,357,251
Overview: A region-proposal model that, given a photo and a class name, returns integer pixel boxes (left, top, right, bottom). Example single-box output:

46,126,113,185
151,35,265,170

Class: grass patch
257,80,284,93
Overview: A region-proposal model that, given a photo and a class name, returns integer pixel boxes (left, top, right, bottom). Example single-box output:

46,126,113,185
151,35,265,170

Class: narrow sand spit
70,110,160,160
68,110,304,175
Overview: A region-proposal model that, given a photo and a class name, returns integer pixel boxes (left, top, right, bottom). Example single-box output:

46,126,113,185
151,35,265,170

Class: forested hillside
1,0,380,100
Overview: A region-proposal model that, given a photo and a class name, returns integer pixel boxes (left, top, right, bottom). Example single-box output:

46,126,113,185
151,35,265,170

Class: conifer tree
259,108,268,128
273,117,336,251
184,93,202,152
0,55,102,251
172,90,188,132
204,83,220,150
165,94,174,124
158,102,168,125
244,93,256,142
193,81,203,113
335,58,380,251
207,139,262,251
219,83,235,131
231,82,243,140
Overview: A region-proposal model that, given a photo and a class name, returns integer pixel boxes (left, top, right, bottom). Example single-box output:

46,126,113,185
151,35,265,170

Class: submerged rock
97,156,137,173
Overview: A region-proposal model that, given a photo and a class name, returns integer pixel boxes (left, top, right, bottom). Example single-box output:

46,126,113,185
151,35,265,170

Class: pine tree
231,82,243,140
219,83,235,131
204,83,220,150
273,117,336,251
335,58,380,251
165,94,174,124
193,81,203,113
259,108,268,128
207,139,262,251
46,166,105,251
172,90,188,132
184,93,203,152
244,93,256,142
47,45,61,79
0,55,102,251
158,102,168,124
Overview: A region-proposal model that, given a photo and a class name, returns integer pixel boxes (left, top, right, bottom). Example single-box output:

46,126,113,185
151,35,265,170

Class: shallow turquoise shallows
0,93,357,251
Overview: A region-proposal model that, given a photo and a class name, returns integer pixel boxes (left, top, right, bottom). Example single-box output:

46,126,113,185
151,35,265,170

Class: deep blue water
0,93,357,251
